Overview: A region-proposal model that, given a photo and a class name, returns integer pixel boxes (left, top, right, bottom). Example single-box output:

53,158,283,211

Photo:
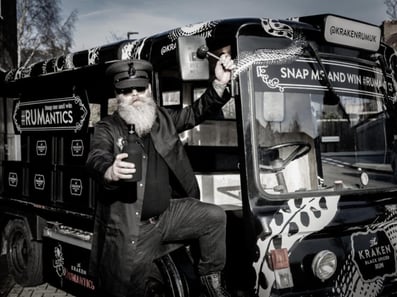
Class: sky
61,0,391,52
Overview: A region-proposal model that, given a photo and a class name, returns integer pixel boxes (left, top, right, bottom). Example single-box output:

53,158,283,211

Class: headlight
311,250,337,281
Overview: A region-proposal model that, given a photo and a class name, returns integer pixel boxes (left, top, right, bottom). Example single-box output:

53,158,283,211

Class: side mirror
177,36,209,81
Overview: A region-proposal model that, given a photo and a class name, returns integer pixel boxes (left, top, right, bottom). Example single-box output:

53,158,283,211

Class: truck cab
1,14,397,297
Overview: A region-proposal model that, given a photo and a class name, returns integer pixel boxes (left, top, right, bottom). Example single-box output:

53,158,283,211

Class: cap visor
115,78,149,90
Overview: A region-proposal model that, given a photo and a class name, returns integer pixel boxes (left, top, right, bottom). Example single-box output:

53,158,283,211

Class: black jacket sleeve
85,115,123,189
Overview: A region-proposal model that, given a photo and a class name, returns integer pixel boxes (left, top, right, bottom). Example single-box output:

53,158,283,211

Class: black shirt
140,135,171,220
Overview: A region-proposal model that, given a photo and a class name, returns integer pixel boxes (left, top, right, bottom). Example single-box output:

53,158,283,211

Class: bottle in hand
122,125,143,182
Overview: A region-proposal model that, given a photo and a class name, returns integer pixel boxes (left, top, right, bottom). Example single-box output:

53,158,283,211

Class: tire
5,219,43,286
155,247,200,297
391,155,397,184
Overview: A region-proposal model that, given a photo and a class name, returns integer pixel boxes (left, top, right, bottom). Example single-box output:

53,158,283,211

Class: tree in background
17,0,78,67
385,0,397,19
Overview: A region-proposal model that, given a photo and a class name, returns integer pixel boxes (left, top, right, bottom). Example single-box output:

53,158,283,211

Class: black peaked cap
106,60,153,90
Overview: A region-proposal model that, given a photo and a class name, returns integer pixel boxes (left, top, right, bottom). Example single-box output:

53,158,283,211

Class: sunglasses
116,86,147,95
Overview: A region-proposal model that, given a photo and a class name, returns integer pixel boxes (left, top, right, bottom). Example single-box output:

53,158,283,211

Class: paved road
6,283,71,297
0,256,72,297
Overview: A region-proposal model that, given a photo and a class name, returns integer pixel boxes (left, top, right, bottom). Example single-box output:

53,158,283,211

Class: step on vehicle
1,14,397,297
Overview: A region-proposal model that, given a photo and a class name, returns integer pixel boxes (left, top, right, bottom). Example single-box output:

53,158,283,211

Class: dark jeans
127,197,227,297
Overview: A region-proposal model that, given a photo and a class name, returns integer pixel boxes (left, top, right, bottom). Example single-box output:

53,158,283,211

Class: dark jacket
86,84,230,296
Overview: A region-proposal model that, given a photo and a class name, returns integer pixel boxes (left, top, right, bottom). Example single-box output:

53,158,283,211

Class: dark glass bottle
122,125,142,182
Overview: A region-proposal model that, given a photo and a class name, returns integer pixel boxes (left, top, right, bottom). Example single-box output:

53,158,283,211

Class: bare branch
17,0,78,67
385,0,397,19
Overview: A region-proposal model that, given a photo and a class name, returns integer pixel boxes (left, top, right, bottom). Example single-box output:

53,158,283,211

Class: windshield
254,91,394,195
238,34,397,197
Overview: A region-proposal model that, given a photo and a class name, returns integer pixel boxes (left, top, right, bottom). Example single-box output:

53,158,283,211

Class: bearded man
86,56,234,297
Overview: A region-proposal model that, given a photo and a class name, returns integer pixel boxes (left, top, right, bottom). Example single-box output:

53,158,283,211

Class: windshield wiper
306,42,349,119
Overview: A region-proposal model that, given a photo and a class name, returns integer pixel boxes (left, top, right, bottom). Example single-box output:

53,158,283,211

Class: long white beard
117,95,157,137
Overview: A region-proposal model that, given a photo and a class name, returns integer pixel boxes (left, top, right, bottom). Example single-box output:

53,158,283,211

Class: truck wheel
5,219,43,286
155,247,200,297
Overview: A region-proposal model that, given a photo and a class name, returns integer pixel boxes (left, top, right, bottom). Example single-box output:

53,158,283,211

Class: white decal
70,178,83,196
261,18,294,40
120,38,147,60
88,47,100,65
256,65,283,92
324,15,380,52
36,140,47,156
53,244,67,278
232,39,306,80
161,43,176,56
13,96,88,133
65,53,75,69
333,214,397,297
254,195,340,296
34,174,45,190
167,21,218,42
71,139,84,157
8,172,18,187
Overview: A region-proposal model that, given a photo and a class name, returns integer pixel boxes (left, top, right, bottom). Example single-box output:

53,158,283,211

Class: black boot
200,272,230,297
144,278,166,297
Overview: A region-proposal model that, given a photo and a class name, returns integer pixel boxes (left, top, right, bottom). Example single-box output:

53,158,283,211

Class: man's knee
205,203,227,225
